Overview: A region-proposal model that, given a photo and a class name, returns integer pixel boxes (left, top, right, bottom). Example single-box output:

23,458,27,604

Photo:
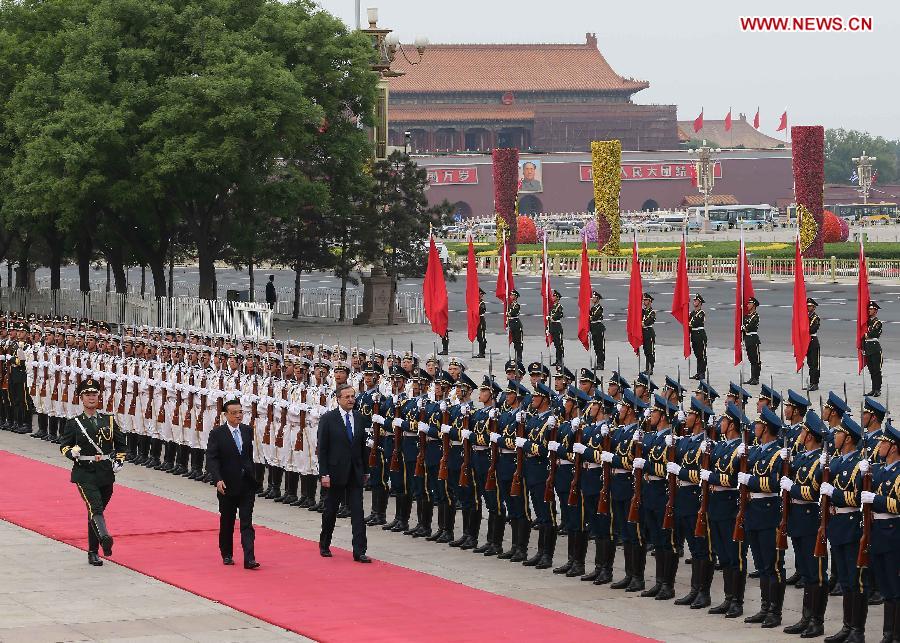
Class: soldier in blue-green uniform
819,414,870,642
59,378,127,566
424,370,455,543
606,389,649,592
381,366,411,533
779,410,828,638
356,360,386,526
740,406,786,628
446,373,478,549
494,380,530,562
669,397,715,609
638,394,680,601
861,420,900,642
547,385,590,578
703,402,750,619
402,369,433,538
575,390,618,585
471,376,504,556
516,382,557,569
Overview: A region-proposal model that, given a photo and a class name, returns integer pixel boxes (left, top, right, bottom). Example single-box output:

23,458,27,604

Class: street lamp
688,141,721,232
852,151,877,205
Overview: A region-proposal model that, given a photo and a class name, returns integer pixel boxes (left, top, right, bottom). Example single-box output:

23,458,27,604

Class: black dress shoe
320,548,333,558
88,552,103,566
222,557,234,565
244,560,261,569
354,554,373,563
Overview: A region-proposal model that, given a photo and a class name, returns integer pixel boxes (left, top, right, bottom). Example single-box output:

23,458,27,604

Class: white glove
600,451,614,463
700,469,711,481
632,457,646,470
632,433,642,443
546,415,557,428
570,417,581,429
665,435,674,447
861,490,876,505
516,411,525,423
392,418,403,428
488,408,498,419
417,422,429,434
366,438,374,448
735,443,746,457
819,482,835,497
779,447,789,461
440,424,452,434
780,476,794,492
859,459,870,473
573,443,587,455
489,432,500,443
547,440,560,452
666,462,681,476
514,437,527,448
600,425,610,437
737,472,751,486
461,429,472,440
440,401,447,412
372,414,385,426
819,452,828,466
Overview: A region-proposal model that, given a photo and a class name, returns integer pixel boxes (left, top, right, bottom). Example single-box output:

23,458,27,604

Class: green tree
825,128,900,185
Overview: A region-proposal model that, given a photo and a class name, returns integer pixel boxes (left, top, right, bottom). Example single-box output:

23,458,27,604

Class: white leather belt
791,499,816,505
500,449,516,454
678,481,697,487
585,462,602,469
750,492,776,499
874,513,898,521
834,507,859,514
613,468,629,475
473,446,489,451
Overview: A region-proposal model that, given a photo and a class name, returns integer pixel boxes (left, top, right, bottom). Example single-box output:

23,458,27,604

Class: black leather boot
523,523,545,566
611,542,634,590
726,568,746,618
675,558,701,605
784,585,814,634
745,574,771,623
553,534,575,574
535,525,557,570
626,544,646,592
566,532,588,577
709,565,733,614
762,578,786,628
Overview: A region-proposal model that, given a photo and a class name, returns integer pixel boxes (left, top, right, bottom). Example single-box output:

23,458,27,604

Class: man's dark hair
223,399,242,413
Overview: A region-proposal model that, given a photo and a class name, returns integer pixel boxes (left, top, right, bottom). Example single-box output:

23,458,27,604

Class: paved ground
0,426,862,643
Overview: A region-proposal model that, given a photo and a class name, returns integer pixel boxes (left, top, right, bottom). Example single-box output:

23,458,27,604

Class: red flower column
493,148,519,255
792,126,825,258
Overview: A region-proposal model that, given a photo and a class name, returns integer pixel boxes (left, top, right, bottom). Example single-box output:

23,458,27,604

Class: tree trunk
292,263,301,319
248,258,254,302
76,235,92,292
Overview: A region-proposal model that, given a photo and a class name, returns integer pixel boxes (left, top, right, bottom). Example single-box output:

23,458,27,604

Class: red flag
733,231,756,365
791,235,810,371
626,238,643,354
577,237,592,350
857,238,870,373
423,234,448,337
494,233,515,330
693,109,704,133
753,108,760,129
670,234,690,358
724,109,732,132
776,110,788,132
465,237,480,343
541,232,551,346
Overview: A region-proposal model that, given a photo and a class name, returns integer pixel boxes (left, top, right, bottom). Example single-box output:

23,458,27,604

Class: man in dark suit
318,383,370,562
206,399,260,569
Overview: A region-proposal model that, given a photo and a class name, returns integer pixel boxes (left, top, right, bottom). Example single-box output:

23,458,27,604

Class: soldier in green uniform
589,290,605,370
59,378,127,566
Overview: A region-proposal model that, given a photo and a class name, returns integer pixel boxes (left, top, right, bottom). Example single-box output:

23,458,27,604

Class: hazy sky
313,0,899,140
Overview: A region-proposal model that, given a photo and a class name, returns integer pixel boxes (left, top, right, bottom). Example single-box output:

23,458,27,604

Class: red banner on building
426,167,479,185
579,162,722,182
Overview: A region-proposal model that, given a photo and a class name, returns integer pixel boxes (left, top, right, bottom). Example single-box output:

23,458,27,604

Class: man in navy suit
207,399,260,569
318,383,371,562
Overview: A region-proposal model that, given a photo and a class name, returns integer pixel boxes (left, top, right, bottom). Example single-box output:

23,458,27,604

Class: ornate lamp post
852,151,877,205
688,141,720,232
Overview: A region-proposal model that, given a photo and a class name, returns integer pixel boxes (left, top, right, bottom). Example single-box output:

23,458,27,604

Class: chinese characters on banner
578,162,723,182
426,167,479,185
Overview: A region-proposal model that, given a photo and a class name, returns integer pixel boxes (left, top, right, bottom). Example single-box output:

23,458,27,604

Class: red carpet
0,450,656,642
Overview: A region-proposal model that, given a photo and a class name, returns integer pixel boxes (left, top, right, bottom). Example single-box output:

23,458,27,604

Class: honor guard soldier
743,297,762,385
779,410,828,638
806,299,821,391
861,420,900,643
508,290,524,364
690,294,708,380
589,290,606,369
475,289,487,358
819,414,870,642
641,294,657,375
59,378,127,566
548,290,564,366
862,300,883,397
471,376,505,556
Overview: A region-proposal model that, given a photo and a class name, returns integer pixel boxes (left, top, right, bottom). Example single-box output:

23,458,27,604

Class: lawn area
444,241,900,259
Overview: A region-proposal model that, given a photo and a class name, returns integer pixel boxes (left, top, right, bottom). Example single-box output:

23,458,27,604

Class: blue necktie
232,427,242,453
345,412,353,442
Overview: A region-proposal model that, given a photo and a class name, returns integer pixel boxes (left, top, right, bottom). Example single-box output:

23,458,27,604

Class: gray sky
314,0,900,140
